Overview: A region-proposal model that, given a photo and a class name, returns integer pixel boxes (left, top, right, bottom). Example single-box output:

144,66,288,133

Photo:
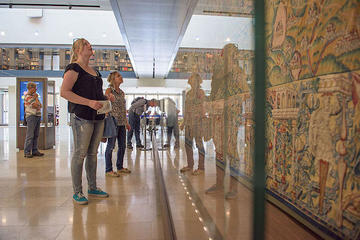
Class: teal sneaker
73,192,88,205
88,188,109,198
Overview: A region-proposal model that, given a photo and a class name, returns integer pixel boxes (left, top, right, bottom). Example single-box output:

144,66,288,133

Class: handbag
103,114,117,138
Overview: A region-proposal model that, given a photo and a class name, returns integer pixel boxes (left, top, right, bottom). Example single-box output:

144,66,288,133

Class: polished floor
0,126,318,240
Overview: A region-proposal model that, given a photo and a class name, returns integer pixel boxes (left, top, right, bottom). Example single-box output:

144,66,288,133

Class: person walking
23,82,44,158
104,71,131,177
61,38,110,204
160,97,179,148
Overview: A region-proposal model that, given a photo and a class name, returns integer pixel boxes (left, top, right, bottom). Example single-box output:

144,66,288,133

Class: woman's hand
88,100,103,110
126,123,131,131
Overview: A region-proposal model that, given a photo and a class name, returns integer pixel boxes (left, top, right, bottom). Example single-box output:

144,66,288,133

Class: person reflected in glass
160,97,180,148
23,82,44,158
104,71,131,177
61,38,111,205
180,73,206,175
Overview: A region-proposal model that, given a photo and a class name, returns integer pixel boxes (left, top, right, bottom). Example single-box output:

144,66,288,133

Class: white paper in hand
97,100,112,114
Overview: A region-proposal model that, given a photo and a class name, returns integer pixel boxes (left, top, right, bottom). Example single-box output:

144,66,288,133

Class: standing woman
60,38,110,205
104,71,131,177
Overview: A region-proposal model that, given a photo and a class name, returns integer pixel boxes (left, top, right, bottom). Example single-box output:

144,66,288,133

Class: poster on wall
20,81,43,121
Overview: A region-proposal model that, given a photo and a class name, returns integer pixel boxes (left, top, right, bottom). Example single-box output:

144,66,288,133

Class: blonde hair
26,82,37,90
107,71,121,87
70,38,87,63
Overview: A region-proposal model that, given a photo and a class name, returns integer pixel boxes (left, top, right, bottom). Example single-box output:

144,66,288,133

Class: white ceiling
181,15,254,49
0,8,124,46
0,9,254,50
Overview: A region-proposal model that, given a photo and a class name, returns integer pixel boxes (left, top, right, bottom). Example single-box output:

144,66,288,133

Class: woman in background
104,71,131,177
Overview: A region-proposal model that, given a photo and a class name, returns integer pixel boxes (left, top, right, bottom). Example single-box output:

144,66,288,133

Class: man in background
24,82,44,158
127,97,157,149
160,97,179,148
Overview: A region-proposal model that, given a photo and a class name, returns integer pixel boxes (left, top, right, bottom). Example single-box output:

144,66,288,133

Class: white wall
8,86,16,126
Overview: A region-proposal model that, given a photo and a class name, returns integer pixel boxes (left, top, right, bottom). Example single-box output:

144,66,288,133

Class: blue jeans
105,125,126,172
127,112,141,146
71,115,104,194
24,115,41,155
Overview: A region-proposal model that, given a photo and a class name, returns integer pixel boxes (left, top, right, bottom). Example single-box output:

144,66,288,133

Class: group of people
24,38,204,205
60,38,183,205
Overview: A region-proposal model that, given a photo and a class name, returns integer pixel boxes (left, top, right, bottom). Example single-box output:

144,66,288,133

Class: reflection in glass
181,73,207,175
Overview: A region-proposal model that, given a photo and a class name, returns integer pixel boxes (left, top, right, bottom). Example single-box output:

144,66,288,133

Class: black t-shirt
64,63,106,120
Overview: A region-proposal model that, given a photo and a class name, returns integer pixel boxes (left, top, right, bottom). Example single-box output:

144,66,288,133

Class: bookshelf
1,47,134,72
0,48,10,70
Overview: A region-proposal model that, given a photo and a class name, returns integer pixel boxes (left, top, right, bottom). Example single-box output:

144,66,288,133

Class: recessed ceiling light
225,37,231,42
195,37,200,41
68,32,73,37
34,31,39,36
0,31,5,36
102,33,107,38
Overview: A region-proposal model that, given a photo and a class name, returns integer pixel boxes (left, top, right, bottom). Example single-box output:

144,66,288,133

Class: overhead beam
110,0,199,79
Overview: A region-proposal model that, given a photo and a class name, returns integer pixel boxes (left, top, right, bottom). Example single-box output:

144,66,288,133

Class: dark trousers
127,112,141,146
167,125,179,146
105,125,126,172
24,115,41,155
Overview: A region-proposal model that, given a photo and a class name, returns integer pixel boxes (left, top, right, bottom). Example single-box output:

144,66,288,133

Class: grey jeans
24,115,41,155
71,114,104,194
